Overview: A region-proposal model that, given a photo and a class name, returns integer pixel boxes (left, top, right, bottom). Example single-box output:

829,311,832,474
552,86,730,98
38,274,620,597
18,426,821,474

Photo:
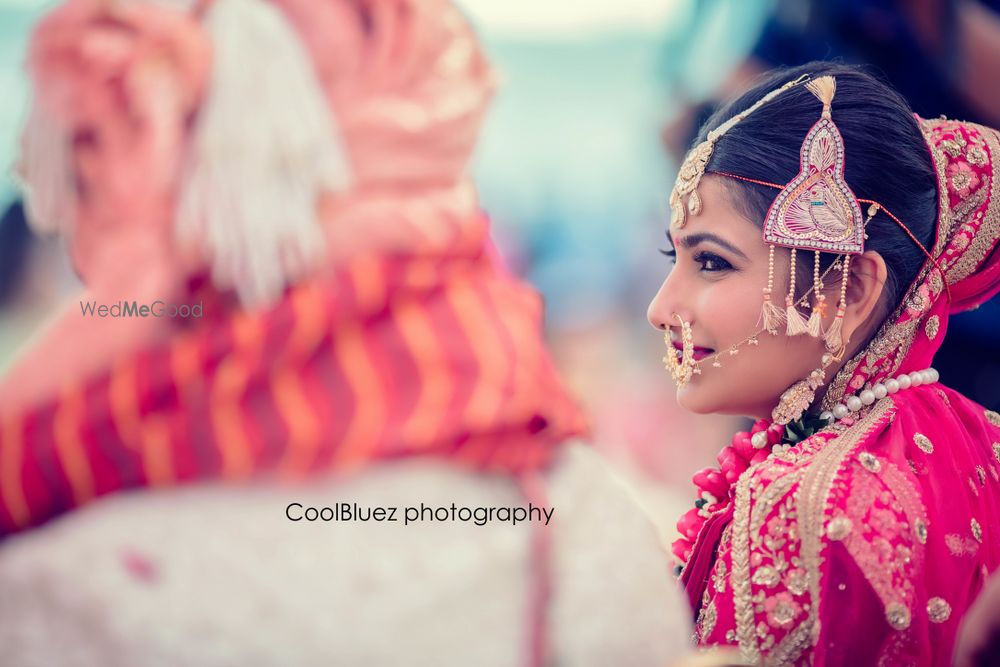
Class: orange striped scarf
0,214,588,535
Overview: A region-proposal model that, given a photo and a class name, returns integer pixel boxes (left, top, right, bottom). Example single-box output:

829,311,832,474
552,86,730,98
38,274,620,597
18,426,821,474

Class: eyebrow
673,231,749,260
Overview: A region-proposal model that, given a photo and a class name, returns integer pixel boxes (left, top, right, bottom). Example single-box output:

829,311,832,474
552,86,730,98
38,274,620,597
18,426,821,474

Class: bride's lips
671,340,715,361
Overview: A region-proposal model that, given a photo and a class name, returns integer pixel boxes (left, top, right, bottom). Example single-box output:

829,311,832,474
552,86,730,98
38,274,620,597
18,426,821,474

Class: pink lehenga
678,118,1000,664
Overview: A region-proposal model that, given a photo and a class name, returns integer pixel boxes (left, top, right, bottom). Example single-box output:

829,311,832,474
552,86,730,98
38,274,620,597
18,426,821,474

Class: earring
663,314,698,388
771,348,842,425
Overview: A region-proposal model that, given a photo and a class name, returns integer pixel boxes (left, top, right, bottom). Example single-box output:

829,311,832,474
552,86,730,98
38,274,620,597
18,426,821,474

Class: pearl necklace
819,367,938,423
763,367,938,457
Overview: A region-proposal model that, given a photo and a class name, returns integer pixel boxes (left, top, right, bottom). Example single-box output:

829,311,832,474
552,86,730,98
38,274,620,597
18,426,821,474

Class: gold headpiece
669,74,810,230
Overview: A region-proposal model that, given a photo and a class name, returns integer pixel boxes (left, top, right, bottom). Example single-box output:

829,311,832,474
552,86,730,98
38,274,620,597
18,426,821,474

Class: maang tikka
760,76,864,351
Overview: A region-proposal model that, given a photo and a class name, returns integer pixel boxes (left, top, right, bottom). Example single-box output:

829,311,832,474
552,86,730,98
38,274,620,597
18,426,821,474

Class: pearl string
753,367,939,456
821,367,939,422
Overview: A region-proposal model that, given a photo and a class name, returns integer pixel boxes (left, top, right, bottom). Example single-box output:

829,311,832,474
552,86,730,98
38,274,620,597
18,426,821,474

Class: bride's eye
693,251,733,273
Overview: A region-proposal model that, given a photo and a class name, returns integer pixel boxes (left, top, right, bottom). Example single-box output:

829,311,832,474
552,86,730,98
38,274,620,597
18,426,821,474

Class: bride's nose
647,276,691,331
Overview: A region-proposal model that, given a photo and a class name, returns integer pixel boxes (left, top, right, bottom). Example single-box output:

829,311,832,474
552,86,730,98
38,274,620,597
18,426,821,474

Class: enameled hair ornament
761,76,864,349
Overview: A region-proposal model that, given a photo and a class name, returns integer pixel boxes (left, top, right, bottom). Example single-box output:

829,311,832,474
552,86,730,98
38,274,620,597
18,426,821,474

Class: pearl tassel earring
806,250,825,337
824,256,850,352
785,248,810,335
760,244,786,334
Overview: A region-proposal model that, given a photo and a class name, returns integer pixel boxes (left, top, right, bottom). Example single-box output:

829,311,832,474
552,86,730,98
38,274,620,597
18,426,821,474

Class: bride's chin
675,383,718,415
677,381,765,417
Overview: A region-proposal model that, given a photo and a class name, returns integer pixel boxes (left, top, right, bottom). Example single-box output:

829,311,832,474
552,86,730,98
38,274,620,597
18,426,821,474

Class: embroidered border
946,125,1000,284
796,399,896,651
732,467,760,664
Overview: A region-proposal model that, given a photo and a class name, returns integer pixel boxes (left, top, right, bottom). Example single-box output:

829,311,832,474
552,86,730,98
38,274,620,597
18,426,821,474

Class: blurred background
1,0,999,544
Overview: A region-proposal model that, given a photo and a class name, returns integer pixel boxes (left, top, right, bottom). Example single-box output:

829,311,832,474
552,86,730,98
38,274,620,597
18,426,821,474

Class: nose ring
662,314,697,388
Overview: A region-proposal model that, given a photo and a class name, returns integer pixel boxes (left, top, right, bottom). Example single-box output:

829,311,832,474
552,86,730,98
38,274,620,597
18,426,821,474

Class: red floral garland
672,419,784,566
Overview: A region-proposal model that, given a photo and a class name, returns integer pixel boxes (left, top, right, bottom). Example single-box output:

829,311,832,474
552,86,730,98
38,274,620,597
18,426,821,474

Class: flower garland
671,366,939,573
671,412,834,572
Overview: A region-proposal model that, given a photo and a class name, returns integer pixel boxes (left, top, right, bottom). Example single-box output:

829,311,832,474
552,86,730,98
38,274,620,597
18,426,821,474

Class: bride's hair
694,61,937,317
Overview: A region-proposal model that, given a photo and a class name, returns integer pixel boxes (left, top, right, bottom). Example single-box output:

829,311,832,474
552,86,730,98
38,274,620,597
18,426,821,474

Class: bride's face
647,176,837,420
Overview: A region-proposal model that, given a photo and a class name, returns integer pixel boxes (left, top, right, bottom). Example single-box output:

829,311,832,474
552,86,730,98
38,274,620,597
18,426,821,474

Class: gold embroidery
713,559,728,594
797,401,896,660
858,451,882,473
972,518,983,543
951,170,973,192
749,470,801,539
768,623,814,665
914,519,928,544
986,410,1000,427
752,565,781,587
731,467,760,664
945,533,979,557
940,136,966,157
826,516,853,541
763,592,801,628
699,599,718,639
886,602,911,631
921,122,954,258
946,126,1000,284
929,271,944,296
924,315,940,340
785,568,808,596
993,442,1000,463
927,597,952,623
913,433,934,454
977,465,987,486
822,314,921,412
967,145,988,166
841,458,928,632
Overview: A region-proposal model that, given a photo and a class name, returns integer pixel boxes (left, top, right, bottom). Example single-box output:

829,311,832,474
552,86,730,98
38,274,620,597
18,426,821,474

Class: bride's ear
842,250,889,346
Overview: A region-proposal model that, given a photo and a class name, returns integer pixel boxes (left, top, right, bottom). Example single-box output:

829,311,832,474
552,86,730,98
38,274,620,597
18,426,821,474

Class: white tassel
14,101,75,235
177,0,352,307
824,309,845,352
760,294,786,333
784,249,809,336
785,300,810,336
805,304,823,337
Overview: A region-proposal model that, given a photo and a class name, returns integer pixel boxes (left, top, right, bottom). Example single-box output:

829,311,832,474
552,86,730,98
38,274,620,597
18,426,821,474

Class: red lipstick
671,340,715,361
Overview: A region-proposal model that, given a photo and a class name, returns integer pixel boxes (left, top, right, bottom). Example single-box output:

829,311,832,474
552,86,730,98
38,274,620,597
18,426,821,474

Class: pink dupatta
685,118,1000,665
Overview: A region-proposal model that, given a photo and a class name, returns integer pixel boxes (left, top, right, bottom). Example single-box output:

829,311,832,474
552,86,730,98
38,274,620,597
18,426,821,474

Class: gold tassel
806,302,823,337
785,249,809,336
762,295,786,333
824,308,845,351
805,250,824,337
806,76,836,118
760,244,785,333
786,299,810,336
824,256,851,351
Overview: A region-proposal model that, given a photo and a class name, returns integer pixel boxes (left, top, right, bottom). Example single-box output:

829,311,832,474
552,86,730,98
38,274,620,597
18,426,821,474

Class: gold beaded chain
698,256,843,368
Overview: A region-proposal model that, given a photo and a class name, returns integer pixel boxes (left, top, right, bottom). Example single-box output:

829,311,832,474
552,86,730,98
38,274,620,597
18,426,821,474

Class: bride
649,61,1000,665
